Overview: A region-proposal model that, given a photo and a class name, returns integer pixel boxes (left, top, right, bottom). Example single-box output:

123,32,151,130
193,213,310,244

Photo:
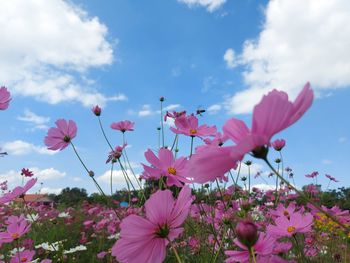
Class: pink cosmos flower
110,120,134,132
92,105,102,116
305,171,318,178
10,250,35,263
325,174,338,182
271,139,286,151
170,114,216,138
269,203,297,218
187,83,313,183
0,216,31,244
111,186,193,263
225,233,275,263
44,119,77,151
106,144,127,163
267,212,313,237
164,110,186,122
0,86,11,110
21,168,34,177
0,178,37,205
141,148,190,187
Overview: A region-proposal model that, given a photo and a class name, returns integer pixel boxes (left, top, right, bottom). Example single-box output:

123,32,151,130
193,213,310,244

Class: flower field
1,84,350,263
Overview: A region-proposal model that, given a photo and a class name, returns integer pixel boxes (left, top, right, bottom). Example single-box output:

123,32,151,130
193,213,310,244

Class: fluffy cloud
207,104,222,114
223,48,237,69
2,140,56,155
178,0,227,12
17,109,50,130
0,167,66,191
226,0,350,114
138,104,153,117
96,169,141,191
40,187,63,195
0,0,125,107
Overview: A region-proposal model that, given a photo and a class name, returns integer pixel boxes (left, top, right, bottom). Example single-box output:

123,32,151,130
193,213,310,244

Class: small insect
196,106,206,116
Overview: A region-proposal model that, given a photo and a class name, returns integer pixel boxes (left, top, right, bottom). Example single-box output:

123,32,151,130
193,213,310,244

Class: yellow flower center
287,226,296,233
168,167,177,175
11,233,19,239
189,129,197,135
21,257,27,262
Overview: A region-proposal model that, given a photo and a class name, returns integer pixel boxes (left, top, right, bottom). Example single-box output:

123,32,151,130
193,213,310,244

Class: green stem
160,101,165,148
110,163,114,196
190,136,194,157
98,116,114,151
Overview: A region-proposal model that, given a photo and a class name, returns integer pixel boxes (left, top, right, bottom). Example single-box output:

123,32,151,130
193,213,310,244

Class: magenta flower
271,139,286,151
21,168,34,177
44,119,77,151
141,148,190,187
0,86,11,110
0,216,31,244
106,144,127,163
0,178,37,205
92,105,102,116
111,186,193,263
187,83,313,183
170,114,216,138
267,212,313,237
186,146,240,183
225,233,275,263
10,250,35,263
269,203,297,218
164,110,186,122
110,120,134,132
325,174,338,182
235,220,259,248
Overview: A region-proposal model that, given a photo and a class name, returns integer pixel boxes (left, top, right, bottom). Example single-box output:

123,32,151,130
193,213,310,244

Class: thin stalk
98,116,113,150
167,238,183,263
160,101,165,147
110,163,114,195
190,136,194,157
264,158,350,233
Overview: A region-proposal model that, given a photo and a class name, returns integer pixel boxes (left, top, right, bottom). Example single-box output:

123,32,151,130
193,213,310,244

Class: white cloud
17,109,50,130
96,169,141,190
251,183,275,191
178,0,227,12
240,162,265,177
0,167,66,191
2,140,56,156
223,48,237,69
226,0,350,114
207,104,222,115
40,187,63,195
0,0,125,107
138,104,153,117
163,104,181,111
32,167,66,180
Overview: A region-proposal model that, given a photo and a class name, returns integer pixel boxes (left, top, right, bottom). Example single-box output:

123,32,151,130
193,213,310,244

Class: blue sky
0,0,349,194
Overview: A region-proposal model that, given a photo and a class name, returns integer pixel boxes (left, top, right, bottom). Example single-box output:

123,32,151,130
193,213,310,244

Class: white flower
26,213,39,222
58,212,70,218
63,245,87,254
107,233,120,240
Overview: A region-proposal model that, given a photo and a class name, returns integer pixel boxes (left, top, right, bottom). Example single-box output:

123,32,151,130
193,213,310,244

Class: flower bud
92,105,101,116
235,220,259,248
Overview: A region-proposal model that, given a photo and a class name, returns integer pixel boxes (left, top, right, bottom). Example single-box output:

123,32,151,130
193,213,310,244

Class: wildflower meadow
1,83,349,263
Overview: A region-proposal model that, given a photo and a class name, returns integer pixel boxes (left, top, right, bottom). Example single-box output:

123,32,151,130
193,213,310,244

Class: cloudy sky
1,0,349,194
